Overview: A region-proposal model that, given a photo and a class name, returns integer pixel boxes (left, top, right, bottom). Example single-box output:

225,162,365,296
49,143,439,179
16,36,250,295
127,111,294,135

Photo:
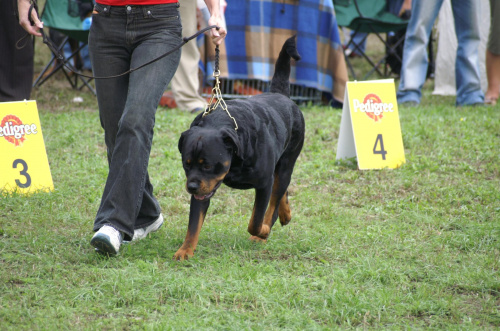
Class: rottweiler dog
175,36,305,260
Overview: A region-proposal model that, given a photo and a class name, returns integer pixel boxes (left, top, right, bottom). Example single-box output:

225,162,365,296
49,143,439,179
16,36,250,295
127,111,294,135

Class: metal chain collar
202,45,238,131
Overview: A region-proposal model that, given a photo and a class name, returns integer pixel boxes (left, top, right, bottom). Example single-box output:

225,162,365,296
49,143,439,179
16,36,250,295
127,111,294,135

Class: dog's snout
187,180,200,193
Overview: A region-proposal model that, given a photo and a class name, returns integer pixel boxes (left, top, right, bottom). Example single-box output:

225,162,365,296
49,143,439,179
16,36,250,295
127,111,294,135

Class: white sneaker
91,225,123,255
132,214,164,241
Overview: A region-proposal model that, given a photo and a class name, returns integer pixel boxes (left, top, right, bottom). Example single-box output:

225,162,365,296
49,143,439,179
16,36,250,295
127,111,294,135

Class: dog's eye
202,164,212,171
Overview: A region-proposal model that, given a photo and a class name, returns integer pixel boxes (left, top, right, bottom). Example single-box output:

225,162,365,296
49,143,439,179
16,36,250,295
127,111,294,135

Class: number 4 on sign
0,101,54,194
373,134,387,160
336,79,405,169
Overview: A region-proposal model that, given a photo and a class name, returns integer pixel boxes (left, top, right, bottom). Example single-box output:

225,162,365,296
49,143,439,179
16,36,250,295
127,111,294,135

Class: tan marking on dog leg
247,205,258,236
173,212,205,261
249,235,268,243
261,200,276,237
247,194,271,240
278,191,291,226
257,176,280,239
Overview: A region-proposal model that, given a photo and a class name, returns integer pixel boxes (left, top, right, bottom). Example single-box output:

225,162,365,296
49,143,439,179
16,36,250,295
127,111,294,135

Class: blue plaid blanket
199,0,348,102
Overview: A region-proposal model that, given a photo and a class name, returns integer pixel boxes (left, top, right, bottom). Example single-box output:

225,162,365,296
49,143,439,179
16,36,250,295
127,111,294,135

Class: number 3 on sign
13,159,32,188
0,101,53,194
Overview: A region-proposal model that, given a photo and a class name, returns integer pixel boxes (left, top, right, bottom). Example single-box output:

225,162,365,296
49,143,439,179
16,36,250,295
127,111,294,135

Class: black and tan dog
175,36,305,260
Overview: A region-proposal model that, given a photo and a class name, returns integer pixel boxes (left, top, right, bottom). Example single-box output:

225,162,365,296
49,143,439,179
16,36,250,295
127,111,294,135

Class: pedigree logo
352,93,394,122
0,115,38,146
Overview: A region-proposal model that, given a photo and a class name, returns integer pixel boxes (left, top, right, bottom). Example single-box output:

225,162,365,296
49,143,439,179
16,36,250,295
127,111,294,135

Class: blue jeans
347,30,366,55
397,0,484,106
88,3,182,239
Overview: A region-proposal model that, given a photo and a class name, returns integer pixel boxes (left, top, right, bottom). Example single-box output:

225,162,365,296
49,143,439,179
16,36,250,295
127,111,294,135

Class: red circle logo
363,94,383,122
1,115,26,146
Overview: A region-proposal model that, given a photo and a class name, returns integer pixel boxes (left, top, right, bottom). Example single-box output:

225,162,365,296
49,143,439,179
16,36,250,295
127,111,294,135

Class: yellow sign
0,101,54,194
336,79,405,169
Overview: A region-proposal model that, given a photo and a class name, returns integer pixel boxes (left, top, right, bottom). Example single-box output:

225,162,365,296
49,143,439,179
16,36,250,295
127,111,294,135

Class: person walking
17,0,227,255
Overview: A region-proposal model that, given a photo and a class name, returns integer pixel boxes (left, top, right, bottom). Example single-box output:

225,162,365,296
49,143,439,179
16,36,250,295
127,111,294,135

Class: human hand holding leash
17,0,43,37
205,0,227,45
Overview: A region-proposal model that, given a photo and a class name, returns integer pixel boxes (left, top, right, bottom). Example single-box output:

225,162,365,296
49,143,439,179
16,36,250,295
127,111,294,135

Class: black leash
20,0,219,80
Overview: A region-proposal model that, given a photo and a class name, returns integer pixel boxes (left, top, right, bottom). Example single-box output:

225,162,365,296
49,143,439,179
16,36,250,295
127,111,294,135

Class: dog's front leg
248,185,273,242
173,196,210,260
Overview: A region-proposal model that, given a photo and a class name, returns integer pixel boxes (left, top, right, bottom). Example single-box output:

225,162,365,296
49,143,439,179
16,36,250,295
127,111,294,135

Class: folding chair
33,0,95,94
334,0,409,80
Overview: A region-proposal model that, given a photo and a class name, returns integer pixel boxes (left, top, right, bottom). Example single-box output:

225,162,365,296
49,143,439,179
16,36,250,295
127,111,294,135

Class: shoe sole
91,234,119,255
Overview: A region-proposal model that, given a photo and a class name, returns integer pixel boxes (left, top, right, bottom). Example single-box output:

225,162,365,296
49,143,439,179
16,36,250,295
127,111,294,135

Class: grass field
1,33,499,329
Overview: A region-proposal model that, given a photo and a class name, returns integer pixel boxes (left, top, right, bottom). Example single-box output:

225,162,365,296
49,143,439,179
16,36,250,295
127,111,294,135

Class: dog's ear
178,129,190,153
220,128,242,158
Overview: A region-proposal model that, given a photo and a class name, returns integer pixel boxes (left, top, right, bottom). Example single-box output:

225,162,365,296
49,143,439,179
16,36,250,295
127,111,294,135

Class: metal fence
202,79,324,105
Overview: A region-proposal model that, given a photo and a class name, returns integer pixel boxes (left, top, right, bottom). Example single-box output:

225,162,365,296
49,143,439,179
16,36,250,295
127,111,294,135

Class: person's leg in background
345,30,366,58
0,0,34,102
451,0,484,106
485,0,500,105
63,41,92,71
485,52,500,105
397,0,443,105
171,0,207,113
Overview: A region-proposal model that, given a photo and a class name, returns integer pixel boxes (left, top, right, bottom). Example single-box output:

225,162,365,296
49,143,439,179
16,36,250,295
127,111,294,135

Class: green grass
1,35,499,329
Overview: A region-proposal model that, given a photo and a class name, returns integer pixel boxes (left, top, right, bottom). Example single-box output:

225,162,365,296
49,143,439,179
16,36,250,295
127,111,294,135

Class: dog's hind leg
261,170,292,232
173,197,210,260
265,144,304,229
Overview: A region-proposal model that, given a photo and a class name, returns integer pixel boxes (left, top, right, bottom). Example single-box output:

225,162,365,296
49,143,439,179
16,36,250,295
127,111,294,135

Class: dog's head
178,126,240,201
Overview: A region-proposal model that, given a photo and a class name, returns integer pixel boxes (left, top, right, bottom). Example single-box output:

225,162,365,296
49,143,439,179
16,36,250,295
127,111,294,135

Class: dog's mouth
193,181,222,201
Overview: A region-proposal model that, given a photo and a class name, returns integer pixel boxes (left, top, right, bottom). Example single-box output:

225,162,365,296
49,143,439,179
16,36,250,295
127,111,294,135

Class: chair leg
34,37,96,95
33,55,57,88
33,36,70,88
343,29,371,80
343,38,357,80
68,39,83,71
68,42,96,95
363,29,406,80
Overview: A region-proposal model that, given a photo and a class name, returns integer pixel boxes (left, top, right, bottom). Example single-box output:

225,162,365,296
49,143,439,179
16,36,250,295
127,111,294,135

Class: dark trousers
89,3,182,239
0,0,34,102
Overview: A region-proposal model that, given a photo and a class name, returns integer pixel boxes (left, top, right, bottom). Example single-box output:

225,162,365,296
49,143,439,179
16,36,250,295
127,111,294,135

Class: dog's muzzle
187,180,222,201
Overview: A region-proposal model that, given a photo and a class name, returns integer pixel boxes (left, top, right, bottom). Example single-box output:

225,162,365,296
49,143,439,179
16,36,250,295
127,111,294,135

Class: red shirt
97,0,178,5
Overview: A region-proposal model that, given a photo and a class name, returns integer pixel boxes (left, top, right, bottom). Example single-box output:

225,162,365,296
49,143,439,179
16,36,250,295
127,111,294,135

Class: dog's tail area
270,35,301,97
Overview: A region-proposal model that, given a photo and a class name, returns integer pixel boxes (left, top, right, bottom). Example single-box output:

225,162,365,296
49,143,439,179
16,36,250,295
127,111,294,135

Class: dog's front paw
173,248,194,261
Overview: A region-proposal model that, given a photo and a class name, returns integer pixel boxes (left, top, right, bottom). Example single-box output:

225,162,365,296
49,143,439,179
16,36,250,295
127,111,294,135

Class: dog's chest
222,165,254,189
222,162,262,190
